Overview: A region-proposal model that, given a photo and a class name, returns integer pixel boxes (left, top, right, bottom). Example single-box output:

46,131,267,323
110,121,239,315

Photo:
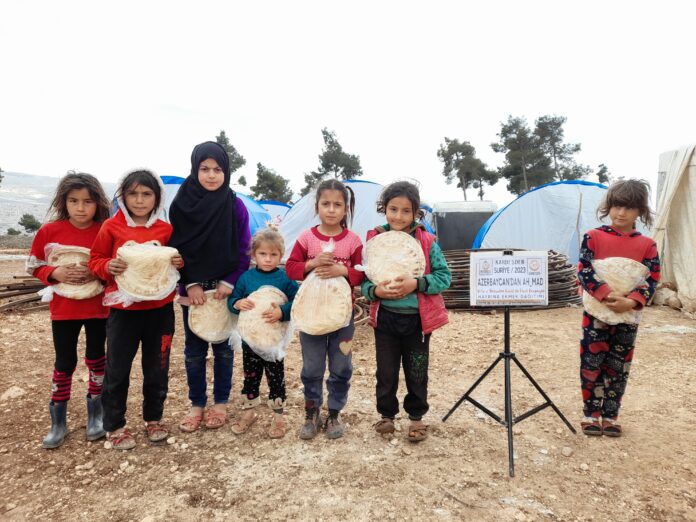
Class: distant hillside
0,172,117,234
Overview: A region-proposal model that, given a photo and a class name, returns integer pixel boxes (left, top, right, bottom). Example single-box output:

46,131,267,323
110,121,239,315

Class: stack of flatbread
364,231,425,285
292,271,352,335
582,257,649,324
115,240,179,301
47,245,103,300
189,290,236,343
238,286,289,356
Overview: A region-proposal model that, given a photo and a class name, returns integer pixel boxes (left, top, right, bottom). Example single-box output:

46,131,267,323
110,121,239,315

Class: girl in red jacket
89,169,183,450
28,172,111,448
361,181,451,443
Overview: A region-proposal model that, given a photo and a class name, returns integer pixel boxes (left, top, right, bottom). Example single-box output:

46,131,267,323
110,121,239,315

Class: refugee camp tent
158,176,272,235
260,200,292,226
432,201,497,250
472,180,623,264
655,144,696,312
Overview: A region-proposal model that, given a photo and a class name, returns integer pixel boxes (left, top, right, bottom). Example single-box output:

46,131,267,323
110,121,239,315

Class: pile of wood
0,276,46,312
442,249,582,311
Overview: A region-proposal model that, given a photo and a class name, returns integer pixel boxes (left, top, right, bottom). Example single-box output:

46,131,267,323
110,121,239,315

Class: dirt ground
1,257,695,521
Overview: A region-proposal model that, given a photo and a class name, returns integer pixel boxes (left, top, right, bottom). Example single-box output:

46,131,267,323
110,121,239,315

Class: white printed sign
470,251,548,307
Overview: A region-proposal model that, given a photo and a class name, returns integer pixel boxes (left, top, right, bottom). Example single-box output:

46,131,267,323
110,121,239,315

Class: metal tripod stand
442,306,577,477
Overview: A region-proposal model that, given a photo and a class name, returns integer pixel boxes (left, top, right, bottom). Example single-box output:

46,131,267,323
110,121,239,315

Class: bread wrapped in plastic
363,231,425,285
106,240,180,307
38,243,104,302
189,290,237,343
238,286,293,362
292,270,352,335
582,257,649,325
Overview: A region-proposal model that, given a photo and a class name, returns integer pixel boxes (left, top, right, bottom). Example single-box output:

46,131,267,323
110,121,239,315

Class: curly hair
598,179,653,228
376,180,424,219
47,172,111,223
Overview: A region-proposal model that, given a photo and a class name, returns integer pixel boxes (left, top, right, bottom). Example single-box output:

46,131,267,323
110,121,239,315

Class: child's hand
50,266,72,284
605,296,638,313
388,276,418,299
315,251,335,266
108,259,128,276
187,284,206,306
375,280,399,300
171,254,184,269
213,283,232,300
315,263,348,279
70,264,98,283
262,302,282,323
234,298,255,311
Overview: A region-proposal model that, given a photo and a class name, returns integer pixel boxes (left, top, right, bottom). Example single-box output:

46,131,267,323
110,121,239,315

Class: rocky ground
0,258,695,521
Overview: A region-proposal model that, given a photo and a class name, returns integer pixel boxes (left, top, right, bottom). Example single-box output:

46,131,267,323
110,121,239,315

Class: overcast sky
1,1,694,207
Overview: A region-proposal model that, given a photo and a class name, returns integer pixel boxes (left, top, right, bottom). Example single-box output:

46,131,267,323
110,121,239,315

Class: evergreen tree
437,138,497,200
215,131,246,174
251,163,293,203
301,128,363,196
19,214,41,234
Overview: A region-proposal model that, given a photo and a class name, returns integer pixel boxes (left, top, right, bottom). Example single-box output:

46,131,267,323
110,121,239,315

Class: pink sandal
204,408,227,429
179,412,203,433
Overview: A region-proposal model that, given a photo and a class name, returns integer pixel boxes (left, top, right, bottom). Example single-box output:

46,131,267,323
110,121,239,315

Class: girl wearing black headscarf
169,141,250,432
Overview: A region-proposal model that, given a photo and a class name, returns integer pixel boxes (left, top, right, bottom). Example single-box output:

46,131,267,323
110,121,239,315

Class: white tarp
279,180,385,261
654,145,696,312
473,180,646,264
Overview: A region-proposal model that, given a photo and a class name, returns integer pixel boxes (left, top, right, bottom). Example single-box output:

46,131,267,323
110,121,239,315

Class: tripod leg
511,357,577,435
442,356,503,422
504,354,515,478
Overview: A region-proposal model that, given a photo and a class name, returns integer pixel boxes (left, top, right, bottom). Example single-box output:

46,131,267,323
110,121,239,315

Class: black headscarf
169,141,239,284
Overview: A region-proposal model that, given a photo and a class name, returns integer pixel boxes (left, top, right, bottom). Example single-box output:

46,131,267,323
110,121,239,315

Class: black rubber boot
42,401,68,449
86,394,106,441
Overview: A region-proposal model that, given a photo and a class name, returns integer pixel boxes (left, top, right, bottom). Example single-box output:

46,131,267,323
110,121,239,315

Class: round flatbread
291,271,352,335
115,240,180,300
365,231,425,285
47,245,103,300
238,286,289,352
189,290,236,343
582,257,649,325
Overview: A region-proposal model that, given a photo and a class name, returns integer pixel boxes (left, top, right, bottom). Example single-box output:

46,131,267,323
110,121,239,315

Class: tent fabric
473,180,615,264
278,179,434,261
260,200,292,226
159,176,271,236
655,145,696,312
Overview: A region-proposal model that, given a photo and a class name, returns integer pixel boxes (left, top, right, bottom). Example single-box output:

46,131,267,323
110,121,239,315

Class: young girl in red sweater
577,179,660,437
89,169,183,450
28,173,111,448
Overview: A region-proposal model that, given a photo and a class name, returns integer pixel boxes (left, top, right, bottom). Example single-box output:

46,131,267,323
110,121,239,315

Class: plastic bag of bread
37,243,104,302
362,231,425,285
582,257,649,325
188,290,237,343
238,286,294,362
291,240,352,335
105,240,180,307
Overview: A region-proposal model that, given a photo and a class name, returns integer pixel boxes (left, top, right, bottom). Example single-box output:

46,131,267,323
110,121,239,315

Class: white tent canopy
655,144,696,312
473,180,634,264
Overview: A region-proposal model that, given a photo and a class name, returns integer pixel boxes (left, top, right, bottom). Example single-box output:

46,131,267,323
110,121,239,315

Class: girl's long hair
376,180,424,219
314,179,355,228
47,172,111,223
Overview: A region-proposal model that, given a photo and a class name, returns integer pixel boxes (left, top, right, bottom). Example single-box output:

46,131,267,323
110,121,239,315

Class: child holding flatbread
228,227,298,438
577,179,660,437
285,179,364,440
169,141,251,433
89,169,183,450
361,181,451,443
27,172,111,448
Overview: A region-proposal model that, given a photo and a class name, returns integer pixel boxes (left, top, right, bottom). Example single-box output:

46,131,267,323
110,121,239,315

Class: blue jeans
181,305,234,407
299,317,354,411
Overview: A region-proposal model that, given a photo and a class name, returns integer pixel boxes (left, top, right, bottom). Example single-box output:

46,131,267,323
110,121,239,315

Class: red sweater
88,210,176,310
29,220,109,321
285,226,364,288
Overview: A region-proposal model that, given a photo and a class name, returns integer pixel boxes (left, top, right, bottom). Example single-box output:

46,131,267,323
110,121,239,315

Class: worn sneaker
325,412,345,440
299,407,323,440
